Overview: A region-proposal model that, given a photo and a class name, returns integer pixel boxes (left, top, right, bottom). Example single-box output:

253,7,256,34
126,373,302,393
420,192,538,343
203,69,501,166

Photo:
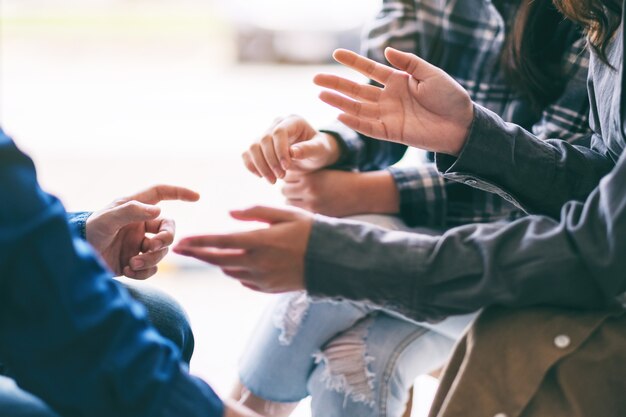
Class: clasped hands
174,47,475,293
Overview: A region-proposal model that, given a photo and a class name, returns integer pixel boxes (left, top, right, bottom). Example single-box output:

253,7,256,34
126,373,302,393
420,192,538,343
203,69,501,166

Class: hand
282,169,399,217
86,185,200,279
173,206,313,293
223,399,266,417
313,47,474,156
242,115,342,184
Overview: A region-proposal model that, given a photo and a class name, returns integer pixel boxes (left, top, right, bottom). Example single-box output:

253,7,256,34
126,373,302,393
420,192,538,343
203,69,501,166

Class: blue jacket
0,130,223,417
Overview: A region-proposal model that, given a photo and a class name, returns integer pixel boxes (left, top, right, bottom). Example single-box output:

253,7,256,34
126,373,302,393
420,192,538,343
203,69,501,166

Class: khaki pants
429,306,626,417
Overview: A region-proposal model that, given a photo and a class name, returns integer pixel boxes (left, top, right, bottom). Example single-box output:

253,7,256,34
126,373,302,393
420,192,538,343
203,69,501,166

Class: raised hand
173,206,312,293
242,115,342,184
314,47,473,156
86,185,200,279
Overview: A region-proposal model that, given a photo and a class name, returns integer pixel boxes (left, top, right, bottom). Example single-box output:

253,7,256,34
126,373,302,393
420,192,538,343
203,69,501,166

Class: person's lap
0,282,193,416
238,215,477,417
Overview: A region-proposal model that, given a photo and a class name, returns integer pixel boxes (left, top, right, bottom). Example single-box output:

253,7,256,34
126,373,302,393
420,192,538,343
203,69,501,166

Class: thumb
290,140,325,161
384,47,438,80
106,201,161,231
230,205,299,225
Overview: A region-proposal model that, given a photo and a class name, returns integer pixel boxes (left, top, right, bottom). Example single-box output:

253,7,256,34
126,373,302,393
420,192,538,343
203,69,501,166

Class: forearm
356,171,400,214
305,150,626,322
437,104,614,218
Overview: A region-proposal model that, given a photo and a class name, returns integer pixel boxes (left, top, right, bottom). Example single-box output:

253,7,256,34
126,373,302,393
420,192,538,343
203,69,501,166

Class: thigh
0,376,60,417
239,292,374,402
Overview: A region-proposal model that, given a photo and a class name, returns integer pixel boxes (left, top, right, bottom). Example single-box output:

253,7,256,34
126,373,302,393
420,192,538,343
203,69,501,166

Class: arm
388,36,595,228
173,143,626,321
315,47,614,219
0,132,222,417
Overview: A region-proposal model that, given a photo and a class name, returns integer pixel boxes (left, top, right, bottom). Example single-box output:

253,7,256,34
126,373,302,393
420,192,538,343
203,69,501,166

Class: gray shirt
304,13,626,323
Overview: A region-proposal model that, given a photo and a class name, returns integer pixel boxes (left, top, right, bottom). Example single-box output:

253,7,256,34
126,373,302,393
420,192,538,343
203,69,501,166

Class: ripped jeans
239,294,476,417
238,215,476,417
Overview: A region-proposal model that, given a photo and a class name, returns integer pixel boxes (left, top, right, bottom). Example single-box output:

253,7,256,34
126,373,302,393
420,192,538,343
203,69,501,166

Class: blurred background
0,0,436,415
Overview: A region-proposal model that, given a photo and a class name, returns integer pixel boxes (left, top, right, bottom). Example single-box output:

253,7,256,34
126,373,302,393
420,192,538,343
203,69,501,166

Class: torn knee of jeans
272,291,310,346
313,316,376,408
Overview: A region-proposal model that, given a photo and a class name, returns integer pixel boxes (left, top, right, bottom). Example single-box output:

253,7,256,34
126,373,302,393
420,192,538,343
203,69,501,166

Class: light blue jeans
239,215,477,417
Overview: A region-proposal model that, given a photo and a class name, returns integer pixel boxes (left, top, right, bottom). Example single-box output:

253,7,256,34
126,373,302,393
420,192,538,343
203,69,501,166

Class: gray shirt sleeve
305,109,626,323
436,104,614,219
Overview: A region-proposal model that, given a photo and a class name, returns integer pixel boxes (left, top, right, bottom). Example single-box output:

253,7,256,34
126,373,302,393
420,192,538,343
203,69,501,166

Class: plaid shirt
324,0,591,228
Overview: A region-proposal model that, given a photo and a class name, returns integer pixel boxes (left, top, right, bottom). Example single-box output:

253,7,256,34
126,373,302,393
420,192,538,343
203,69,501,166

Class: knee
307,316,377,412
124,284,195,364
0,377,61,417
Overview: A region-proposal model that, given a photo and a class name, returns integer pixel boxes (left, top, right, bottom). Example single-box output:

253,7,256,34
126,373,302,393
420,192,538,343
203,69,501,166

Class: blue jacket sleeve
0,130,223,417
66,212,92,239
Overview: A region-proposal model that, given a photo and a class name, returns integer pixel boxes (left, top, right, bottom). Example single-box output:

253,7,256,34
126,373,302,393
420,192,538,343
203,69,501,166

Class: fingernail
291,147,301,159
131,259,145,270
152,240,163,251
280,158,290,170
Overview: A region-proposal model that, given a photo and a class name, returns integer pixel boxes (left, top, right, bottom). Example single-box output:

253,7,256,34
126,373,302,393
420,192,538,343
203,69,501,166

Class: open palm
314,47,474,156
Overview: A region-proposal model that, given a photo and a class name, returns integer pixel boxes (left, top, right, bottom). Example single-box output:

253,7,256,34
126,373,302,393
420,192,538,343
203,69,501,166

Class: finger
281,181,305,198
270,122,293,171
230,205,299,224
173,247,250,267
238,280,262,291
260,135,286,179
313,73,382,102
175,231,261,250
124,185,200,205
242,151,262,177
384,47,437,80
332,48,394,85
123,265,158,280
286,199,309,211
337,113,387,140
283,171,303,182
249,143,277,184
318,90,379,119
107,201,161,231
129,248,169,271
289,140,328,162
145,218,176,251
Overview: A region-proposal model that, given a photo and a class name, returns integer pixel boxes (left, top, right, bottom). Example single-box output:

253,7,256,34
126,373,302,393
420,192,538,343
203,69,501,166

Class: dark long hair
552,0,622,64
501,0,584,110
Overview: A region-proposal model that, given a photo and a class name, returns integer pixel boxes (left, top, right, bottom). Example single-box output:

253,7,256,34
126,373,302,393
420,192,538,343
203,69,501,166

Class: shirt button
465,179,477,186
494,413,508,417
554,334,571,349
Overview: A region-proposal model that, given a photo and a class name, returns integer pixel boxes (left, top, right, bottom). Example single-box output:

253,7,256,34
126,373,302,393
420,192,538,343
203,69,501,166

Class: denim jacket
0,133,223,417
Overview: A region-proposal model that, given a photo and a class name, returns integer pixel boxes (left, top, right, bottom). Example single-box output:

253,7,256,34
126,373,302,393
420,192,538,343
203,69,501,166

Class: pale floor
0,5,438,416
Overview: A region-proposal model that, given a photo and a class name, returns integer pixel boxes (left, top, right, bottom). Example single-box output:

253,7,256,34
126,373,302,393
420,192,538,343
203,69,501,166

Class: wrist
356,171,400,214
447,102,475,156
319,132,341,167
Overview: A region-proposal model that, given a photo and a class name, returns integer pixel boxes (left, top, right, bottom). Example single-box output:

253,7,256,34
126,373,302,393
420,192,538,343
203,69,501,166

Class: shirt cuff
434,104,530,210
67,211,93,240
387,165,446,228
